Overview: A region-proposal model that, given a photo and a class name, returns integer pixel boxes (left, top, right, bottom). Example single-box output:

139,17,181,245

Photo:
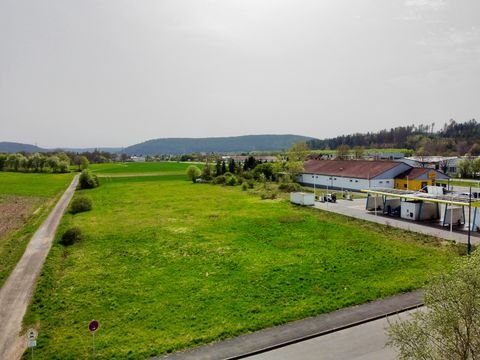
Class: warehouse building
299,160,448,192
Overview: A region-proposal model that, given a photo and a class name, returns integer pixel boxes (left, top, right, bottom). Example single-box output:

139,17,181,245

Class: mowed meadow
23,163,460,359
0,172,74,286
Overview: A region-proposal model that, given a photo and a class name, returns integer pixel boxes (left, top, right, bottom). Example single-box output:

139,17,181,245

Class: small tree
186,165,201,183
388,250,480,359
352,146,365,160
79,169,99,189
80,156,89,170
336,144,351,160
48,156,60,172
0,154,6,171
458,159,473,178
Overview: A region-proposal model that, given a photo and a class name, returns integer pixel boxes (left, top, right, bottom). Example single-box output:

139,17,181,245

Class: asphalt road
0,175,78,360
246,310,417,360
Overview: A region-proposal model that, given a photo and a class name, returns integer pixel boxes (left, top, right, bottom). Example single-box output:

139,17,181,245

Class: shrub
242,183,248,191
260,190,278,200
79,170,99,189
186,165,201,183
70,196,92,214
278,182,301,192
226,176,237,186
247,180,255,189
59,227,83,246
213,175,226,184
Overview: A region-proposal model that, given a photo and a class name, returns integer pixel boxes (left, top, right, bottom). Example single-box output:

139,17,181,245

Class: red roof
303,160,403,179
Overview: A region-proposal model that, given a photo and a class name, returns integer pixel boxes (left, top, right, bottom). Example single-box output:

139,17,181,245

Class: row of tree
307,119,480,156
0,152,89,173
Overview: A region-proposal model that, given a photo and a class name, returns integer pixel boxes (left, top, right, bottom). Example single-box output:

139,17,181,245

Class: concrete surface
0,175,79,360
247,309,420,360
314,198,479,245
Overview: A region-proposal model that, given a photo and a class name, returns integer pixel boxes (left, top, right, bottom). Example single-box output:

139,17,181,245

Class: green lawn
0,172,74,197
89,161,201,176
0,172,74,286
23,172,460,359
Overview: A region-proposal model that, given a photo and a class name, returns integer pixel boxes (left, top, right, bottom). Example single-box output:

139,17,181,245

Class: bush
260,190,278,200
226,176,237,186
70,196,92,214
213,175,226,184
242,183,248,191
186,165,202,183
59,227,83,246
247,180,255,189
79,170,99,189
278,182,301,192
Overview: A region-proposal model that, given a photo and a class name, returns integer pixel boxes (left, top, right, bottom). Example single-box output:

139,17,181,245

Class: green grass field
23,167,460,359
0,172,74,197
0,172,74,287
89,161,201,176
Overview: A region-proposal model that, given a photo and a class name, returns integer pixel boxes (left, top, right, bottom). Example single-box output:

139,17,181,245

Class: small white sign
27,328,38,341
28,340,37,348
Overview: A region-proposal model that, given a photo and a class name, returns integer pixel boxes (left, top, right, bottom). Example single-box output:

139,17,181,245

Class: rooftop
303,160,403,179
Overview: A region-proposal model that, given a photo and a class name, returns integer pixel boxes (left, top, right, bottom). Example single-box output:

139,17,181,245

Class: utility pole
468,186,472,255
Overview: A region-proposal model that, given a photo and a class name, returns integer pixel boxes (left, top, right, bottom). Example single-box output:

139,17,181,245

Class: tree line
307,119,480,156
0,152,92,173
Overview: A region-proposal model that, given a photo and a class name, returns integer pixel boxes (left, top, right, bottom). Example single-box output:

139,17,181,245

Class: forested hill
306,119,480,156
124,135,315,155
0,142,47,153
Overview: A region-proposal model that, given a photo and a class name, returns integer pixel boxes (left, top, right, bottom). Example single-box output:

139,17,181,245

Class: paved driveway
314,198,479,245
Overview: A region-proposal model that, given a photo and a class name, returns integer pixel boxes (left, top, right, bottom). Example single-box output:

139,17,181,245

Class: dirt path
0,175,79,360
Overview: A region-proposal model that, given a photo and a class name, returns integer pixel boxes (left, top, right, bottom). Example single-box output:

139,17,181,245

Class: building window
355,180,358,183
404,184,407,188
386,181,390,184
379,181,383,184
350,179,352,182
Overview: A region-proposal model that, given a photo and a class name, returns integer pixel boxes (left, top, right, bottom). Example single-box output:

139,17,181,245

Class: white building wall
300,174,395,191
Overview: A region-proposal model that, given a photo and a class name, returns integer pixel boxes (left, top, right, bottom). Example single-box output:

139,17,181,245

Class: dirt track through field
0,175,78,360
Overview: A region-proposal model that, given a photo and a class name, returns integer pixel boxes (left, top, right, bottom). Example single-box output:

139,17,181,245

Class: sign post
26,328,38,360
88,320,99,358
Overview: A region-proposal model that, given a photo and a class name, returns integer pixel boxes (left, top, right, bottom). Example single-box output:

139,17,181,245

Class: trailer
440,205,465,226
384,198,401,216
401,201,439,221
366,194,383,211
290,192,315,206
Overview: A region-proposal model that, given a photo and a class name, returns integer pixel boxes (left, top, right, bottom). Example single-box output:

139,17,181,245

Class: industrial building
299,159,449,192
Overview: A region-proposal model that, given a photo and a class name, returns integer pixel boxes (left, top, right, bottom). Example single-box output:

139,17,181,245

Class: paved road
247,310,417,360
0,175,78,360
314,198,480,245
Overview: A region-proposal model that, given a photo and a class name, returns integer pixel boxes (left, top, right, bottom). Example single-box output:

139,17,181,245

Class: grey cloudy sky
1,0,479,148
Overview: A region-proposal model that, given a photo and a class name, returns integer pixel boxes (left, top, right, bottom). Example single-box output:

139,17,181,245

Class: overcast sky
1,0,479,148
